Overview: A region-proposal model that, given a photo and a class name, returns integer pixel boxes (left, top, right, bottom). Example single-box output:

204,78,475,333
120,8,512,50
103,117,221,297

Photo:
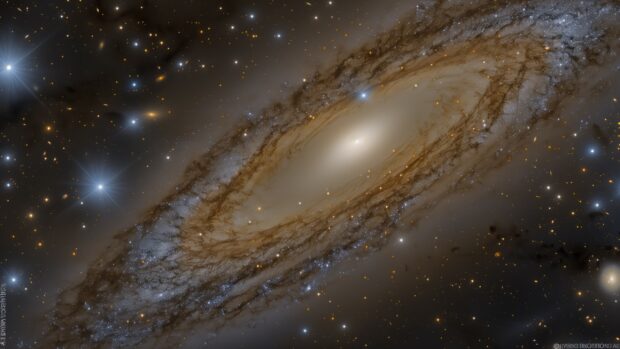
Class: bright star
5,64,12,71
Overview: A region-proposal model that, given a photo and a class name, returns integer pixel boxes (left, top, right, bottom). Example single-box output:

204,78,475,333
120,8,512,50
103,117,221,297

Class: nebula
45,0,620,347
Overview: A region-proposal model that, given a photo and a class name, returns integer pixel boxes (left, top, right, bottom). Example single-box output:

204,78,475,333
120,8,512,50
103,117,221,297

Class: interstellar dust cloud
45,0,620,347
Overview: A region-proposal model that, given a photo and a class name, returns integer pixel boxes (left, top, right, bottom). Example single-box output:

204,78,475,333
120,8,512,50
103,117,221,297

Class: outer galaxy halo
1,0,620,348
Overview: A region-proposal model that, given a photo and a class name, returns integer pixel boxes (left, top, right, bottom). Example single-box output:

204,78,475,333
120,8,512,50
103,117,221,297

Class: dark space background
0,1,619,348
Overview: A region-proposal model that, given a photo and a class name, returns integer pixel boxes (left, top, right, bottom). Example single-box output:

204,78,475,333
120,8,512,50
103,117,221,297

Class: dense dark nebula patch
38,1,620,347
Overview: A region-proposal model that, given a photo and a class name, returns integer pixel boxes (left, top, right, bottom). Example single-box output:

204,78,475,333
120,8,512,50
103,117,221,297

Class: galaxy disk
43,0,620,347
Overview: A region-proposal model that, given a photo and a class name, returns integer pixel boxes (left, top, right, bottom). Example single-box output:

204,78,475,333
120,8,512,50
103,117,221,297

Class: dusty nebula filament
46,0,620,347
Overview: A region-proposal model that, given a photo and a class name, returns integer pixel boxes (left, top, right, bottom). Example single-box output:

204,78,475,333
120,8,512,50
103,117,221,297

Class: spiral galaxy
45,0,620,347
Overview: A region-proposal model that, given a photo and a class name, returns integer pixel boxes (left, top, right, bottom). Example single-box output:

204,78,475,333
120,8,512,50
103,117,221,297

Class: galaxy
1,0,620,348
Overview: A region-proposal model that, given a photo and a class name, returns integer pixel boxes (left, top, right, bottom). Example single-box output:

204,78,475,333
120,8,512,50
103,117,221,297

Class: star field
1,1,620,348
